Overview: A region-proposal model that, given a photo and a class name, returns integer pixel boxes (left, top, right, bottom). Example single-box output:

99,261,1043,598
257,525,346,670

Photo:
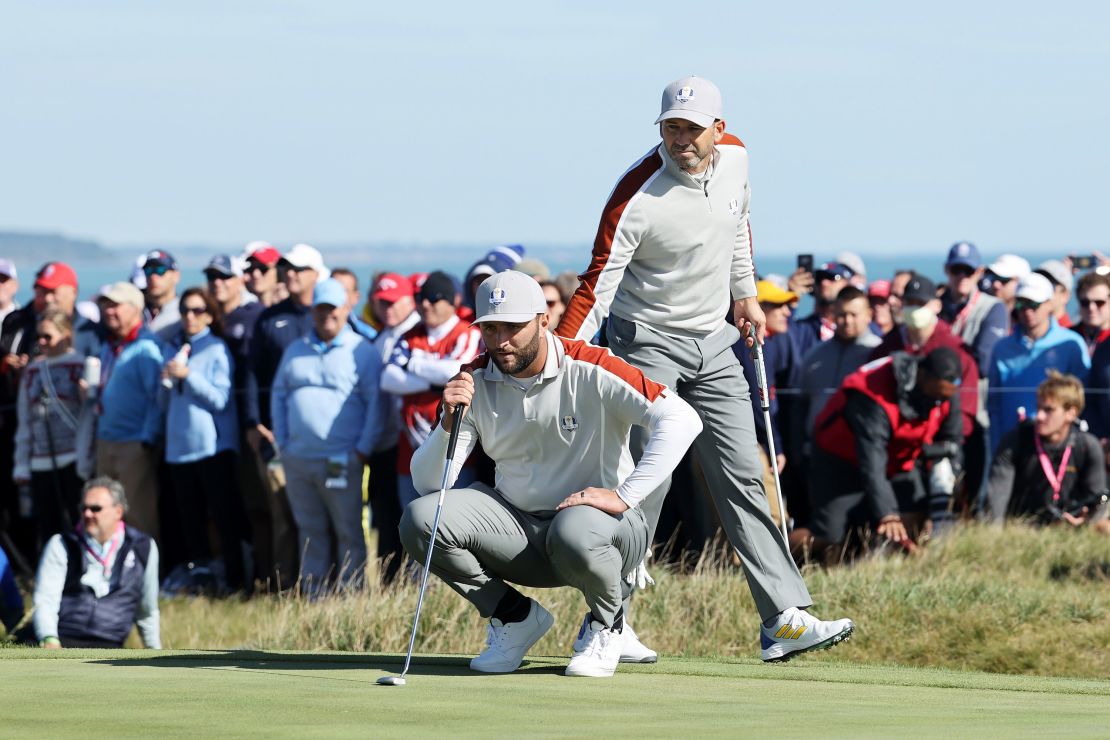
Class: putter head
376,675,406,686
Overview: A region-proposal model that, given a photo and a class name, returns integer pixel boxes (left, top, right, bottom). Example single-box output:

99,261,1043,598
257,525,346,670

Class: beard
491,333,542,376
668,144,707,171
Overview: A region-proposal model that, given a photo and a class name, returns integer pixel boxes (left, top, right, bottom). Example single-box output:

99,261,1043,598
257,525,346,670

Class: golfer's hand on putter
441,371,474,426
734,296,767,347
556,487,629,515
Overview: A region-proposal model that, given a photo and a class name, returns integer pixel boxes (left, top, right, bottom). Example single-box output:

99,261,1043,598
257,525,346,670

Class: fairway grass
3,648,1108,738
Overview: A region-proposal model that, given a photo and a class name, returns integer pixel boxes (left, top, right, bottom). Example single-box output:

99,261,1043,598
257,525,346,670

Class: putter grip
445,405,466,462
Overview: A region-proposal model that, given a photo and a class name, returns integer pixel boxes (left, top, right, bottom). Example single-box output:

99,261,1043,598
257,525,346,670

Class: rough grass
6,523,1108,679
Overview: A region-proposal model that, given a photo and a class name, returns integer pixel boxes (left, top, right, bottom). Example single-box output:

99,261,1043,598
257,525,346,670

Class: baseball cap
372,272,414,302
312,278,348,308
654,76,723,128
987,254,1031,281
921,347,963,385
1035,260,1073,292
1015,272,1054,304
417,271,457,304
946,242,982,269
902,273,938,305
0,259,17,280
836,251,866,279
473,270,547,324
144,250,178,271
815,262,853,281
280,243,326,273
242,241,281,267
204,254,244,278
756,280,798,305
35,262,78,290
100,281,145,310
868,279,892,299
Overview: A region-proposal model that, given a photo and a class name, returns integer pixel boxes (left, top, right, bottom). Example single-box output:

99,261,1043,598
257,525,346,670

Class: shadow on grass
87,650,566,678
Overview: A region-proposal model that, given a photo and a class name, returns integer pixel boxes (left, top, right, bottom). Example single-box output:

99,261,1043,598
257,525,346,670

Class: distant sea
10,246,1078,315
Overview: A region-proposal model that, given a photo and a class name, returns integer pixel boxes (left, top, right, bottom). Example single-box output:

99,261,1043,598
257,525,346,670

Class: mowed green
3,649,1108,738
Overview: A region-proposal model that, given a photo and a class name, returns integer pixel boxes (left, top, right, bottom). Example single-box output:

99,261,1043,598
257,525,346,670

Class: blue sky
2,1,1107,255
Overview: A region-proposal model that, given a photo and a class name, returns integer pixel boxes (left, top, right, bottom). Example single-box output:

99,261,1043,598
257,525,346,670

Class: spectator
514,257,550,281
1072,271,1110,356
987,273,1089,454
95,282,165,541
162,288,246,592
32,477,160,648
868,280,894,336
792,261,852,359
366,272,420,582
810,348,963,558
888,269,914,326
271,279,383,594
836,251,867,290
142,250,182,341
1035,260,1074,329
381,271,482,508
13,308,94,548
553,270,580,307
462,245,524,312
798,286,881,448
986,372,1109,535
0,542,23,634
983,254,1031,315
242,241,285,308
540,281,566,329
938,242,1009,374
0,259,19,329
871,273,979,439
330,267,377,340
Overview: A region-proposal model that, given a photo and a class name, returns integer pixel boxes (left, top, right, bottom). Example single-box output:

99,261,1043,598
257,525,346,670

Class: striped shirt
410,332,702,512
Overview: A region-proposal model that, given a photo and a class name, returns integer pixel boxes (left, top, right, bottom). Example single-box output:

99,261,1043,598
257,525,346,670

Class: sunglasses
1079,298,1108,308
204,271,233,282
947,265,976,277
815,271,843,282
81,504,103,513
246,261,272,274
284,264,314,273
418,292,451,304
144,264,172,277
183,306,208,316
1015,298,1043,312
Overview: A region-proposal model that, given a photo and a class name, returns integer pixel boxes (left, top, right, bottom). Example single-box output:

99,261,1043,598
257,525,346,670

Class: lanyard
1033,434,1072,503
80,522,125,578
951,290,981,336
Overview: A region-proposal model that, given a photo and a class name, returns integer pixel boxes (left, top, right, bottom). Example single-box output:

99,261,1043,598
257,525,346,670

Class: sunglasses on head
1015,298,1043,311
81,504,103,513
1079,298,1107,308
144,264,171,277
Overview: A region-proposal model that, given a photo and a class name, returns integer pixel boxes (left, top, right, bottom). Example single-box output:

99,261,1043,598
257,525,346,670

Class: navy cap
815,262,854,281
144,249,178,270
902,273,938,305
417,271,458,304
203,254,243,278
945,242,981,270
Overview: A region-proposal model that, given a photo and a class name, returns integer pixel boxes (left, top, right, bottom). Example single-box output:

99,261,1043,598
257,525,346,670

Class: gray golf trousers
606,313,811,621
399,483,648,628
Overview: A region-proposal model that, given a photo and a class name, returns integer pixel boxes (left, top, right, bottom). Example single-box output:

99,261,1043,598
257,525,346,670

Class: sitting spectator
986,372,1109,534
96,282,165,541
1,543,23,635
271,279,383,594
982,254,1031,316
809,348,963,558
13,308,94,548
938,242,1008,374
162,288,246,592
987,273,1089,454
381,271,482,507
1072,271,1110,356
1035,260,1074,329
792,261,851,360
32,477,161,649
868,280,894,336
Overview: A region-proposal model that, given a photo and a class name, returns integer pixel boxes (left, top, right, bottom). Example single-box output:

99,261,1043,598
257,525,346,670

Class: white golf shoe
760,606,854,663
565,619,622,677
572,613,658,663
470,600,554,673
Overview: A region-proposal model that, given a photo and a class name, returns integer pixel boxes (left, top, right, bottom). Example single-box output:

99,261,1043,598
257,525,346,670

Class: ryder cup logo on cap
474,270,547,324
655,75,723,128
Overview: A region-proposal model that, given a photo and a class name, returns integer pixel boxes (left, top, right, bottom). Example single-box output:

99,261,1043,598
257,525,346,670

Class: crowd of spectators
0,239,1107,648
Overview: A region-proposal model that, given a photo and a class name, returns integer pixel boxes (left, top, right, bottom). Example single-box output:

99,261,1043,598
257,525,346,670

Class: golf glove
625,549,655,591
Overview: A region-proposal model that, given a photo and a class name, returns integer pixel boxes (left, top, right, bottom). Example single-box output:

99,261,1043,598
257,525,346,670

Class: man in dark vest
31,476,161,649
809,348,963,559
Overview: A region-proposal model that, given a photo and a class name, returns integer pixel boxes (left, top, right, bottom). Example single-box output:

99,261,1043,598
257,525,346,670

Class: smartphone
797,254,814,273
1070,255,1097,270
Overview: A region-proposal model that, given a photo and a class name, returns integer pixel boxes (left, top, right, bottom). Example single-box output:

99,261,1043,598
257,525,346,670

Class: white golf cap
654,76,723,128
988,254,1031,280
1035,259,1073,292
280,243,327,274
473,270,547,324
1015,272,1054,304
0,259,16,280
836,251,866,278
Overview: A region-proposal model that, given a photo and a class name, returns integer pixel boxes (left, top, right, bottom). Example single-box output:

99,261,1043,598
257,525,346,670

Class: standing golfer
557,75,854,660
400,270,702,677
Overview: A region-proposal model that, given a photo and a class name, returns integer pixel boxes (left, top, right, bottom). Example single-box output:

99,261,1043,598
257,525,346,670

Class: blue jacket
246,298,314,429
0,544,23,633
271,327,384,459
987,317,1090,453
98,326,165,444
164,329,239,464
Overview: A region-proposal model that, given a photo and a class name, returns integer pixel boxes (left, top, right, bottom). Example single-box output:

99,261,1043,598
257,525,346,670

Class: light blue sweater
271,327,383,459
164,329,239,464
98,327,165,444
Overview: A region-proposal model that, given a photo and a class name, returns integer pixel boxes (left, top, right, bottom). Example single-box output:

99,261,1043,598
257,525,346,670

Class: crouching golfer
400,270,702,677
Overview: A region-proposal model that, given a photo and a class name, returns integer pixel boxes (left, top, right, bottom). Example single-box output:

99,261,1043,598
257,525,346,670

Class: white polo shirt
410,332,702,513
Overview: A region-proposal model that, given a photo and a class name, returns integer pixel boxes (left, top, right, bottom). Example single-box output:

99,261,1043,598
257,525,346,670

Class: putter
749,326,789,541
377,404,467,687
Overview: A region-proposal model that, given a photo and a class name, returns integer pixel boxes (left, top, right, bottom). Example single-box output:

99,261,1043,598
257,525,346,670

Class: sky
2,1,1108,255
